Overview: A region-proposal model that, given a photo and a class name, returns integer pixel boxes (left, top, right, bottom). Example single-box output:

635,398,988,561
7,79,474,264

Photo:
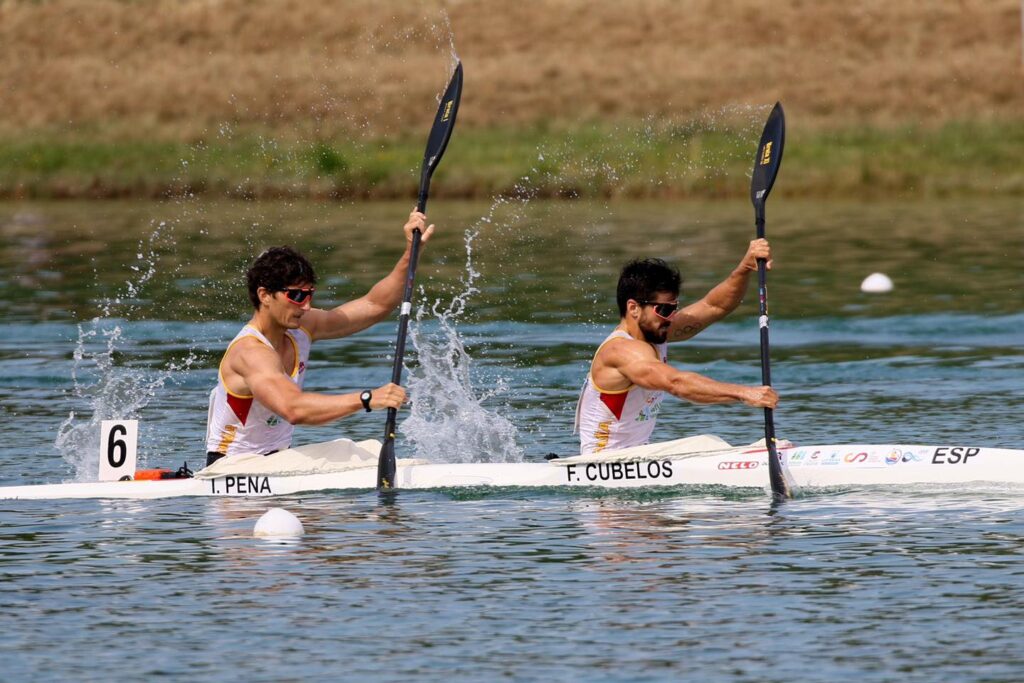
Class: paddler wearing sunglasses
575,239,779,454
205,209,434,466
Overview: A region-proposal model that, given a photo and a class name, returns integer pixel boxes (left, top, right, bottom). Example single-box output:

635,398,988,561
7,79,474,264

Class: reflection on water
3,489,1024,681
1,198,1022,323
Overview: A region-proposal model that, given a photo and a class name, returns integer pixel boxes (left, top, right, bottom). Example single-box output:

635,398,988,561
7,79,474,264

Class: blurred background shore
1,0,1021,200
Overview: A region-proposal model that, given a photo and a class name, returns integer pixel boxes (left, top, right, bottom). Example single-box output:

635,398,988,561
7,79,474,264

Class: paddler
205,209,434,466
575,241,779,453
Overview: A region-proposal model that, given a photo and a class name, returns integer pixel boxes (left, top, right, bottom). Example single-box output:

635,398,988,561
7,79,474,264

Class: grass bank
2,1,1021,200
1,121,1022,201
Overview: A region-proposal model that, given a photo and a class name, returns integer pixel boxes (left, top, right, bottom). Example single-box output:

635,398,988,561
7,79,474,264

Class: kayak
1,435,1021,500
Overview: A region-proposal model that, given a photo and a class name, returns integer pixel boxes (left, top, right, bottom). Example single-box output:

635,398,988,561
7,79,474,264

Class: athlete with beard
575,241,779,453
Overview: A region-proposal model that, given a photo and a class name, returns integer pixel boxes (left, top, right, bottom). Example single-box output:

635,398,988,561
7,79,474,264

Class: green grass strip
0,121,1021,200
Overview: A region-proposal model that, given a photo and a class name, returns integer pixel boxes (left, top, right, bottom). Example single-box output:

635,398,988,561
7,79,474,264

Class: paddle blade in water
750,101,786,217
377,437,397,490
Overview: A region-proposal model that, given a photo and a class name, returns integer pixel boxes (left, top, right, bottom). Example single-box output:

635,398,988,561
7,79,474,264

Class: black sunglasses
279,287,315,304
636,300,678,319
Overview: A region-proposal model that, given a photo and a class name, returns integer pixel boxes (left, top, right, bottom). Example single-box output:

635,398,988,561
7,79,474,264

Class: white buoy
860,272,894,294
253,508,305,537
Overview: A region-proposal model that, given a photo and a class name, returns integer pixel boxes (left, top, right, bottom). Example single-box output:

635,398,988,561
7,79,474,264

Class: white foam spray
400,202,528,464
54,222,198,481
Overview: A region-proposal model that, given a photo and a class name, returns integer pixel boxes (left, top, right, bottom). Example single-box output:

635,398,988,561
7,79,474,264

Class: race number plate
99,420,138,481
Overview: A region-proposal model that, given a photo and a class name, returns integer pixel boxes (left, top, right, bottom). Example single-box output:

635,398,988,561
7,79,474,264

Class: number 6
99,420,138,481
107,424,128,467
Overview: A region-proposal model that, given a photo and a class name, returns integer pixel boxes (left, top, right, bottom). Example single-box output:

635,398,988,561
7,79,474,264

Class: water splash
54,223,197,481
400,204,526,464
433,9,460,76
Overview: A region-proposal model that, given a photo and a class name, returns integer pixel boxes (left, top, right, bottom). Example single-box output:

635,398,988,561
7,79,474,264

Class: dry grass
1,0,1021,140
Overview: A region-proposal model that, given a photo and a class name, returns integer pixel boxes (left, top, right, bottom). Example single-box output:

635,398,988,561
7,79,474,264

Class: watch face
361,391,371,401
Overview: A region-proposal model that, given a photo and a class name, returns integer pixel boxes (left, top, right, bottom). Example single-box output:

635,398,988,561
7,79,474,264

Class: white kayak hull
1,442,1022,500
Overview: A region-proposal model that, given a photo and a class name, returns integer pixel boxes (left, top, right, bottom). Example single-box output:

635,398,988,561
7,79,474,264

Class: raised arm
304,209,436,341
668,238,771,342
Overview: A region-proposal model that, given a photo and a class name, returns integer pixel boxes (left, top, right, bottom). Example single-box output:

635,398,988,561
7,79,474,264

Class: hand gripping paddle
377,62,463,490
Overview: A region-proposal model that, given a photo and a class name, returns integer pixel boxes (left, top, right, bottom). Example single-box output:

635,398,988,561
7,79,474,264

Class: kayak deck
2,442,1023,500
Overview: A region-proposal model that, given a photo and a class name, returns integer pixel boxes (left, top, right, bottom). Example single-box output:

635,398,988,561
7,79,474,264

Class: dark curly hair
616,258,682,317
246,246,318,309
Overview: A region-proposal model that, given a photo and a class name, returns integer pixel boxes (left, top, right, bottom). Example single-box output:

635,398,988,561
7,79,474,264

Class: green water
3,197,1021,324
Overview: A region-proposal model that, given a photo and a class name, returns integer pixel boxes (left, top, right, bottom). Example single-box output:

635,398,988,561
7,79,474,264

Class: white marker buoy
860,272,894,294
254,508,305,537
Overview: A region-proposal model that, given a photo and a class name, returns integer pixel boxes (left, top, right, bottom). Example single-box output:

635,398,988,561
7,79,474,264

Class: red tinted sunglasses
636,300,678,319
279,287,315,304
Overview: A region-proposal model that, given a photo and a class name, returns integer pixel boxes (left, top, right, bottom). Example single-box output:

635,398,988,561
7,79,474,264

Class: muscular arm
226,340,403,425
303,252,412,342
628,359,762,404
597,337,777,408
304,210,435,342
668,238,771,342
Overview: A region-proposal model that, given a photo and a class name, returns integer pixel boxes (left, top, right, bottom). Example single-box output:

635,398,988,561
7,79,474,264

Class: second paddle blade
422,62,463,178
750,102,786,210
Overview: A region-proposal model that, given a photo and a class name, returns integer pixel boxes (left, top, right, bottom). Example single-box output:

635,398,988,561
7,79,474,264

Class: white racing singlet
205,325,311,457
574,330,667,454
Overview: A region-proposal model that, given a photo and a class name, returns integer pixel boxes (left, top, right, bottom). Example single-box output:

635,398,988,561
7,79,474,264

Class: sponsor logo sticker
718,461,760,471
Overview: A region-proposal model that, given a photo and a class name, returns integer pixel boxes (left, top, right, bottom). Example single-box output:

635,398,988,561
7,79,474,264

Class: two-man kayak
1,435,1021,500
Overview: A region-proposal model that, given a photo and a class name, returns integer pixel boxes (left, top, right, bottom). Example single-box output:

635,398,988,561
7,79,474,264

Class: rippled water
1,198,1023,681
4,491,1024,682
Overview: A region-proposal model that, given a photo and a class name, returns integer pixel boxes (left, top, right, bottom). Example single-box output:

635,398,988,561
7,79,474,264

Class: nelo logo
718,461,760,470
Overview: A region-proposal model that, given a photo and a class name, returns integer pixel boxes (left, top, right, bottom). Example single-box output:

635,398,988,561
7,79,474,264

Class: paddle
377,61,464,490
749,102,791,499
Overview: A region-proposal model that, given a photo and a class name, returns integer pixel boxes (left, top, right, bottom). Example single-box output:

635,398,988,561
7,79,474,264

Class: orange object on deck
133,468,173,481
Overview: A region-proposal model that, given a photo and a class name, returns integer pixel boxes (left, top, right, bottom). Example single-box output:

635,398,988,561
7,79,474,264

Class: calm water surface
1,198,1023,682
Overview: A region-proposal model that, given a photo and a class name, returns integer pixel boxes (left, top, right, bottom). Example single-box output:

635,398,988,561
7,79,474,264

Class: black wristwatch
360,390,373,412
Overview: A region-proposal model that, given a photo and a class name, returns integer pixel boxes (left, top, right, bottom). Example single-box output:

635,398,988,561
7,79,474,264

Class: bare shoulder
224,335,278,373
596,335,659,367
592,335,664,392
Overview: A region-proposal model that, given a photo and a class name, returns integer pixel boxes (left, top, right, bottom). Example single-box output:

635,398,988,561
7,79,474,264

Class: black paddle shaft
750,102,790,499
755,218,780,484
377,62,463,490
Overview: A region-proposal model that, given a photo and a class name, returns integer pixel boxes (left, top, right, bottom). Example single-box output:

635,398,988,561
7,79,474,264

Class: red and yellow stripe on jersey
205,325,311,457
574,330,667,454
